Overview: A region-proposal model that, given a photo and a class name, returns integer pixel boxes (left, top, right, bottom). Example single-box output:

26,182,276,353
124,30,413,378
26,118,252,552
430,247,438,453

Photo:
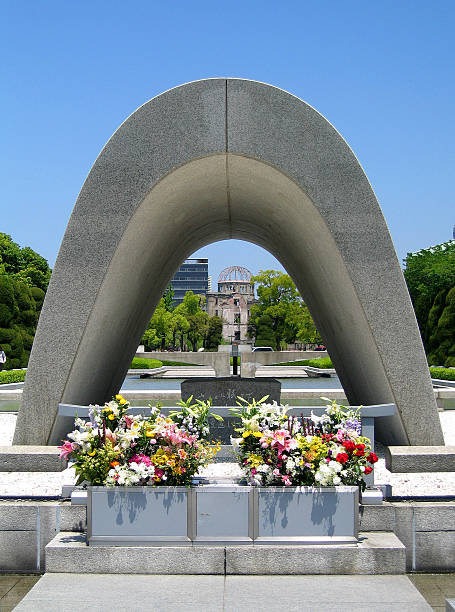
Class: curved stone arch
14,78,443,446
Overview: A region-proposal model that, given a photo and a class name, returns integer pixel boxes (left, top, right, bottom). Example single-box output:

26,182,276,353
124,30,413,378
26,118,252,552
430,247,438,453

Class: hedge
430,367,455,382
130,357,163,369
0,369,26,384
160,360,200,367
279,357,333,368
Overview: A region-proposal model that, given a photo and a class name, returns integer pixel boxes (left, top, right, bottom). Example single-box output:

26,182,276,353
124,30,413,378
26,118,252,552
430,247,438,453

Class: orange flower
110,461,119,467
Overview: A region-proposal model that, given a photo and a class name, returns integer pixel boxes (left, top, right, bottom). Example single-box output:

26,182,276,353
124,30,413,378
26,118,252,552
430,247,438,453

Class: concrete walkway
11,573,434,611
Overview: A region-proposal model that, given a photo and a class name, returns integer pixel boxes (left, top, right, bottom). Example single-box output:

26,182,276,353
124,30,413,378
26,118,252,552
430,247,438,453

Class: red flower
342,440,356,452
354,449,365,456
336,452,349,464
367,452,378,464
364,466,373,474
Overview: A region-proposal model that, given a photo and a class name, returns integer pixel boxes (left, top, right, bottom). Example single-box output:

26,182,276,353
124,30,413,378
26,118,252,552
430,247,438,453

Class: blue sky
1,1,454,283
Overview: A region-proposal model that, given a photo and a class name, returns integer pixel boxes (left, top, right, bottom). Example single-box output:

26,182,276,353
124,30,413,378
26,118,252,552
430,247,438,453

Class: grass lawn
278,357,333,368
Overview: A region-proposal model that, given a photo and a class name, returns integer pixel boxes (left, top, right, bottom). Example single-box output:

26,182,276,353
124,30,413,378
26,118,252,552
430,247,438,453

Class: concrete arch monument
14,79,443,446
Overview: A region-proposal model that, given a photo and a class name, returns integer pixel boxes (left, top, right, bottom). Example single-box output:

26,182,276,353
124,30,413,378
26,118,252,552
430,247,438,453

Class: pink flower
105,428,117,444
273,468,280,476
282,475,292,486
58,441,77,460
123,416,134,428
130,454,152,466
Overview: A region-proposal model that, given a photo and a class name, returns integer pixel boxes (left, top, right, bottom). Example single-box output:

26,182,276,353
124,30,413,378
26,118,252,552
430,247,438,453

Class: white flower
333,476,341,485
328,460,342,473
311,411,331,426
243,417,260,431
286,458,296,471
106,400,120,416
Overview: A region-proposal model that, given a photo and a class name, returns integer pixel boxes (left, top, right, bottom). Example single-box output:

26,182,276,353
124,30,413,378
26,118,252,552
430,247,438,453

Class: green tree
0,233,51,291
254,314,277,349
0,233,51,368
163,286,175,312
143,298,173,351
205,315,223,350
0,274,37,368
168,309,190,350
403,240,455,348
427,287,455,367
180,291,209,351
248,270,321,350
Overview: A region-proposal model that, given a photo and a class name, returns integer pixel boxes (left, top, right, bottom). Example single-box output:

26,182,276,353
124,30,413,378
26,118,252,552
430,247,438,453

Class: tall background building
170,258,208,305
206,266,255,343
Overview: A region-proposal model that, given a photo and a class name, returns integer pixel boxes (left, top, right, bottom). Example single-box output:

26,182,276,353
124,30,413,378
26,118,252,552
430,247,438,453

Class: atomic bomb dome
217,266,253,296
206,265,255,343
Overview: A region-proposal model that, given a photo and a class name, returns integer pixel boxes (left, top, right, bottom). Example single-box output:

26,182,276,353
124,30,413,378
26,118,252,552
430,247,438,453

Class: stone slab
0,446,65,472
392,504,415,572
447,599,455,611
385,446,455,472
413,503,455,531
59,503,86,532
45,531,405,575
359,503,396,531
226,531,405,575
0,505,37,530
0,531,38,572
181,376,281,405
415,532,455,572
13,574,225,612
13,574,431,612
45,533,225,574
222,575,431,611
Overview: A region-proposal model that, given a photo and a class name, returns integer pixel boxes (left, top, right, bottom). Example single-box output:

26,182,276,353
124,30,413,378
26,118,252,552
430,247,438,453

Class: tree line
403,240,455,367
0,233,51,368
1,229,453,365
248,270,321,350
141,288,223,352
141,271,322,352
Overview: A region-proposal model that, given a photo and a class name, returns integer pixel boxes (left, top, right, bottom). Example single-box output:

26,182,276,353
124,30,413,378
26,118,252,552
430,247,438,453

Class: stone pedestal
181,377,281,443
181,377,281,406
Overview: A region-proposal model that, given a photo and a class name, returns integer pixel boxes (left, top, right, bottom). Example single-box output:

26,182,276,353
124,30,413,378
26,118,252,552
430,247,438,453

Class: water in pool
120,375,343,390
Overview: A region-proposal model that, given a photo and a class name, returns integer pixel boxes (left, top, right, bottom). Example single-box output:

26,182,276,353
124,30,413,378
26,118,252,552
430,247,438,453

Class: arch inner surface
13,78,443,447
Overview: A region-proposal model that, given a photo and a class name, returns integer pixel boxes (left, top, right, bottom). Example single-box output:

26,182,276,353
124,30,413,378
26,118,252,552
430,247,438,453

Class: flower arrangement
58,395,220,487
165,395,223,440
230,397,378,490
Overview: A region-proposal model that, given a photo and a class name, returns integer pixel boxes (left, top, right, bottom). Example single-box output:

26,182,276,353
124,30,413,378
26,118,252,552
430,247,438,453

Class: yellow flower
248,454,263,468
115,394,123,400
108,414,115,421
242,431,252,438
119,399,127,405
88,450,96,456
252,432,263,438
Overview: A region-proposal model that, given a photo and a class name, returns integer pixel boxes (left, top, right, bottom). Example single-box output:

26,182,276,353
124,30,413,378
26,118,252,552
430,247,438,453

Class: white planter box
254,486,359,544
192,485,252,544
87,486,191,546
86,485,359,546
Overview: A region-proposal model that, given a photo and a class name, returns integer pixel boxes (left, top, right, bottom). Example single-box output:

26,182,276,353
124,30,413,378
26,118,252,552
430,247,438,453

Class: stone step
45,531,406,575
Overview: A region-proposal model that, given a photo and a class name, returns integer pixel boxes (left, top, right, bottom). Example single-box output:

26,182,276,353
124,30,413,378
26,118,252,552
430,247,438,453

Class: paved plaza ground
1,573,454,611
